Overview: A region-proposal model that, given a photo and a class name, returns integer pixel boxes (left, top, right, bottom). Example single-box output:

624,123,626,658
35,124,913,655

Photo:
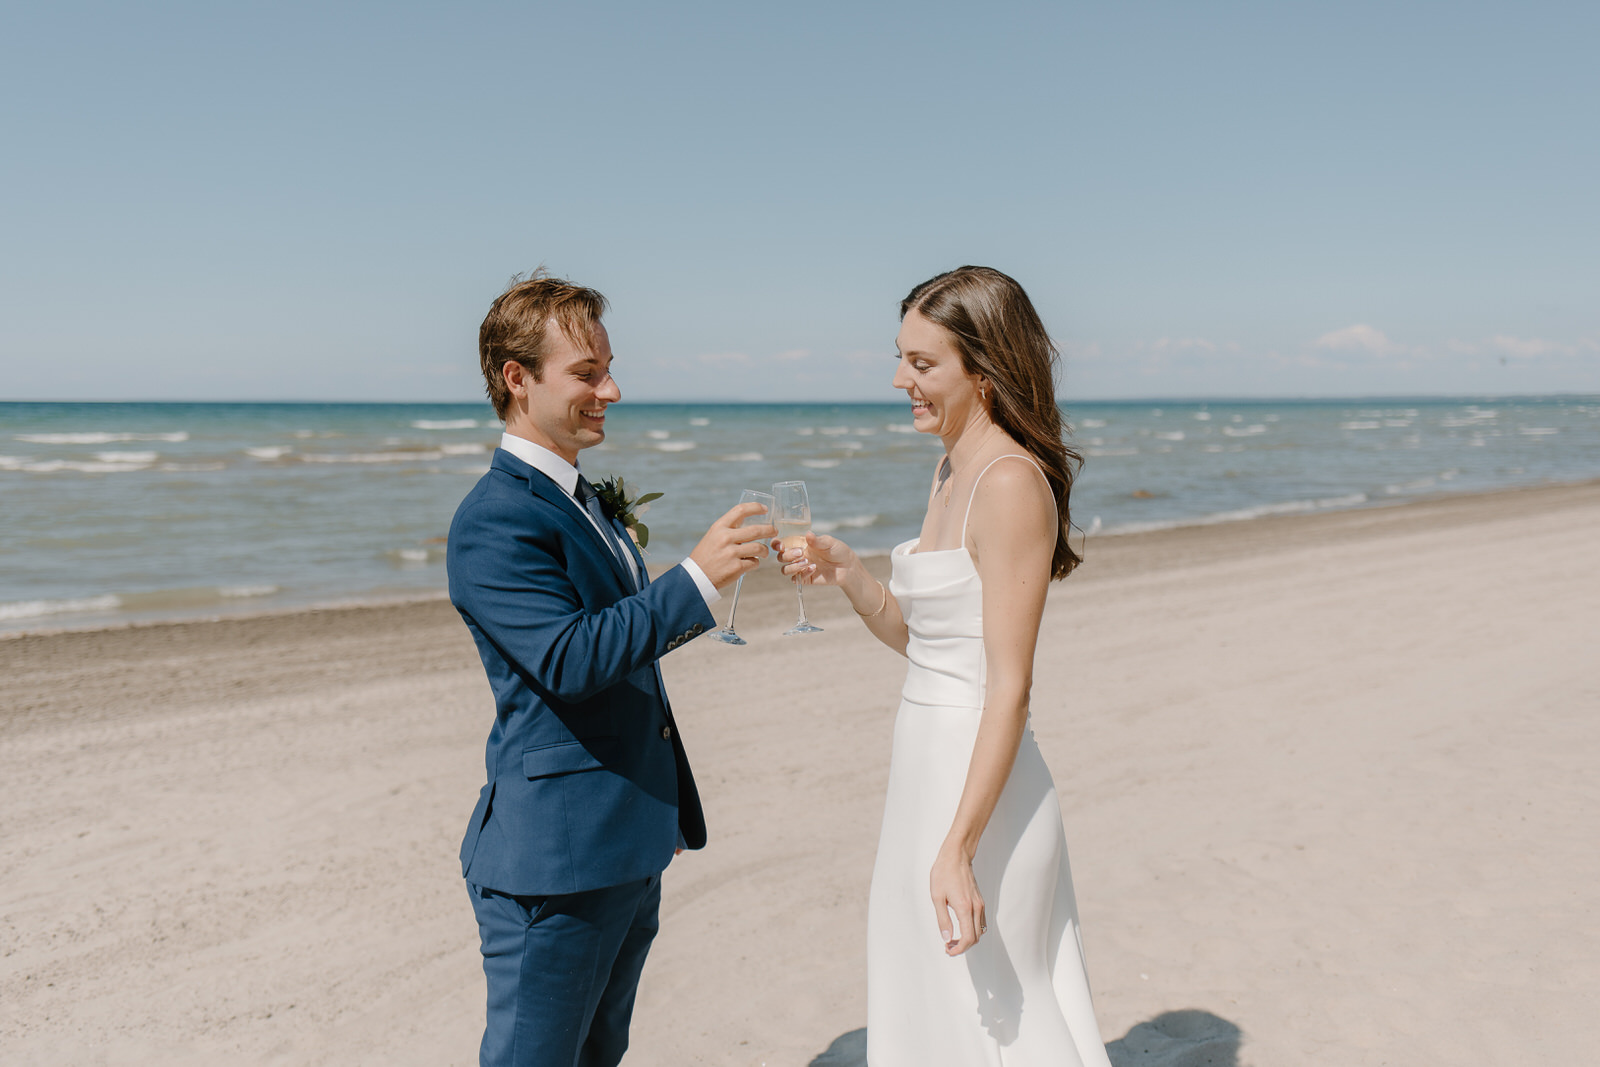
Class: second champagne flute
772,480,822,635
711,489,774,645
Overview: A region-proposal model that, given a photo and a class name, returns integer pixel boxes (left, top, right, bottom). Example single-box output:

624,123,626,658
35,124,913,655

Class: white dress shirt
498,432,719,605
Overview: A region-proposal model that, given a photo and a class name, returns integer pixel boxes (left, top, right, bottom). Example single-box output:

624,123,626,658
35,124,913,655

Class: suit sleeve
449,495,716,704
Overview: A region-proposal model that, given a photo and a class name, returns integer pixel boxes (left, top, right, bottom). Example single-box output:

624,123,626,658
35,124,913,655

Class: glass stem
794,582,809,625
724,575,745,630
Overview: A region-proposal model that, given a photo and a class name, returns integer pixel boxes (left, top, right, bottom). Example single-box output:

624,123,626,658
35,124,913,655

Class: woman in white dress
781,266,1113,1067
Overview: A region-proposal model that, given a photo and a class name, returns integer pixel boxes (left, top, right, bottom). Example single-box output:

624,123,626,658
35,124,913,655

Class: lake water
3,396,1597,631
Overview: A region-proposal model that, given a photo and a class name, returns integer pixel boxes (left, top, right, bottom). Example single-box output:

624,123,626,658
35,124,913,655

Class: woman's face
893,308,985,439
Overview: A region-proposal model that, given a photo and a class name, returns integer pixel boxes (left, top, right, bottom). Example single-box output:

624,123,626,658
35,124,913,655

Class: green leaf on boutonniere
593,476,662,550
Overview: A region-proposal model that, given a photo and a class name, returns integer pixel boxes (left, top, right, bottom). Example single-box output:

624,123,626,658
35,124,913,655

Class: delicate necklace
938,424,1003,508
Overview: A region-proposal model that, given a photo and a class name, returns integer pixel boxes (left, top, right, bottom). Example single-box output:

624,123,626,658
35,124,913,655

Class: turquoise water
3,397,1598,631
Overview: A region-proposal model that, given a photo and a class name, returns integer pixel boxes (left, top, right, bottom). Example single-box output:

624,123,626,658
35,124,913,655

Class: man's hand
689,502,775,589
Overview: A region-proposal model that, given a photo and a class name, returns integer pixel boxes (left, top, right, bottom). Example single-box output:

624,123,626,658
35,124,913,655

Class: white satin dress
866,458,1112,1067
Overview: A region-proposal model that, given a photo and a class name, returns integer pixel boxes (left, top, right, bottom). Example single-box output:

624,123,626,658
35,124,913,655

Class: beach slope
3,482,1597,1065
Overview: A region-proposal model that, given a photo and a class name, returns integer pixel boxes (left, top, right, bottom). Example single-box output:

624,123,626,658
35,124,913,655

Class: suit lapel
494,450,634,591
613,515,649,588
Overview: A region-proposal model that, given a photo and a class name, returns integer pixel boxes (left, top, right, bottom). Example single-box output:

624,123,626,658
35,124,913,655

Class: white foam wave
813,514,878,534
93,450,158,463
1341,421,1382,430
412,419,479,430
1109,493,1369,535
718,452,764,462
220,585,279,598
1087,447,1138,456
1155,431,1185,441
2,458,156,473
299,451,445,464
1193,412,1212,421
839,441,865,451
1519,427,1559,435
14,431,189,444
654,441,697,452
1080,419,1107,429
1222,425,1266,437
689,417,711,427
440,442,488,455
1385,478,1435,494
801,458,841,468
819,426,850,436
246,446,293,460
885,424,917,434
646,430,671,440
160,462,226,472
0,594,122,621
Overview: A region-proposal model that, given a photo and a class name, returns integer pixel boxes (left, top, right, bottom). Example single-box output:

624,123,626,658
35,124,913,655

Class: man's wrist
679,558,721,606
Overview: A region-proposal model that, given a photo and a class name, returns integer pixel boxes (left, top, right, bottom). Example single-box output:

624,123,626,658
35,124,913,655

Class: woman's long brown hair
901,266,1084,579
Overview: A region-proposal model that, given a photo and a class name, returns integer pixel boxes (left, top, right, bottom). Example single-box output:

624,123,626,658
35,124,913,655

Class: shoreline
6,476,1597,743
5,474,1596,645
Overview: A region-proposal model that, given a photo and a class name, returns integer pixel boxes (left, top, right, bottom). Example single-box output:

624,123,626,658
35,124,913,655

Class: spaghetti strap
960,453,1049,541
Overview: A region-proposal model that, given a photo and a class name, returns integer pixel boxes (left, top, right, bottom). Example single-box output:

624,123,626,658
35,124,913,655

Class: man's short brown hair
479,271,610,420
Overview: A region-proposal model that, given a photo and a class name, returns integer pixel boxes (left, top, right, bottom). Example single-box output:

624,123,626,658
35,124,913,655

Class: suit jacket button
661,724,672,740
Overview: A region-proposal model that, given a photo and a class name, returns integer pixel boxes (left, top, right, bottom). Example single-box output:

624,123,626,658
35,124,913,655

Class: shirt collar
499,431,584,497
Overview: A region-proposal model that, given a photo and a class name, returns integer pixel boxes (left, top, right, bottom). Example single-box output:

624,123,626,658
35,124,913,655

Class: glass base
783,622,823,635
712,627,747,645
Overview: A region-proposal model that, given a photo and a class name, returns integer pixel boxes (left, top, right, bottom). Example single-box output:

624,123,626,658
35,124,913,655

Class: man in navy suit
448,273,772,1067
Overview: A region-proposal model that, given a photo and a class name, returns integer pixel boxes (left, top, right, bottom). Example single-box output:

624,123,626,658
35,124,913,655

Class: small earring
980,383,988,402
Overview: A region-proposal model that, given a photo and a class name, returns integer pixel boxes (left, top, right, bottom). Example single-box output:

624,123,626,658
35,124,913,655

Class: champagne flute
712,489,774,646
772,480,822,635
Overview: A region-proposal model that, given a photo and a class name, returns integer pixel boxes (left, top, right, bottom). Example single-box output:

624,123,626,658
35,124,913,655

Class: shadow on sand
1106,1010,1242,1067
808,1028,866,1066
807,1011,1241,1067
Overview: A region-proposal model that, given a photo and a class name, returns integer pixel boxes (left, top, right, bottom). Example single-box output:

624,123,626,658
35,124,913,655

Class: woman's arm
781,532,909,656
928,457,1056,956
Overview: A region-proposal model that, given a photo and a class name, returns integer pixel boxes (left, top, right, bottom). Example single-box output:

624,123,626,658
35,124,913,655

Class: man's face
510,320,621,463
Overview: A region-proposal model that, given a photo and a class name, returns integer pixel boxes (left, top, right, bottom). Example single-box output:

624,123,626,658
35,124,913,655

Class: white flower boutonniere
592,476,663,550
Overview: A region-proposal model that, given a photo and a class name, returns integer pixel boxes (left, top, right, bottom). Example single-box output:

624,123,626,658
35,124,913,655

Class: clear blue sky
3,1,1596,402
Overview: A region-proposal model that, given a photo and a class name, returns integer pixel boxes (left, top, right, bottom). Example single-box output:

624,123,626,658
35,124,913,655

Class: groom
448,272,771,1067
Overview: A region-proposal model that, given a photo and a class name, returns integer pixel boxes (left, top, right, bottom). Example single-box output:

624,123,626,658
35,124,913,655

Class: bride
782,266,1113,1066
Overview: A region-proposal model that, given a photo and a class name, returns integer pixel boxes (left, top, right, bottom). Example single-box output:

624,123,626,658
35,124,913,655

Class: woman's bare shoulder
968,453,1054,534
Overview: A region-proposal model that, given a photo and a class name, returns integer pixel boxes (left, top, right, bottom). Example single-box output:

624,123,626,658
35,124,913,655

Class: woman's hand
776,531,857,587
929,843,986,956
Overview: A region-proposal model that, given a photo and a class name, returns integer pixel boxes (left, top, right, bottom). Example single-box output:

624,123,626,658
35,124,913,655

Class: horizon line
2,391,1597,407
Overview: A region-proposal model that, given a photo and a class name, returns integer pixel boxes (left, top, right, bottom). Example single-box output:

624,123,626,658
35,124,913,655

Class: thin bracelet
854,579,889,619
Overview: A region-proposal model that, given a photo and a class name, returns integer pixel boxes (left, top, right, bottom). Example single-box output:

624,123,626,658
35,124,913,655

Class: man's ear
502,360,530,399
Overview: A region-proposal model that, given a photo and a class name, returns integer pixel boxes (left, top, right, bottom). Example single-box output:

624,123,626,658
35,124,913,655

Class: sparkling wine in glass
772,480,822,635
712,489,774,646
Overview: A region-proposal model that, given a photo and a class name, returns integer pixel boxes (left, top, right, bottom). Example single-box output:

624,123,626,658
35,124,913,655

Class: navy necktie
575,476,632,577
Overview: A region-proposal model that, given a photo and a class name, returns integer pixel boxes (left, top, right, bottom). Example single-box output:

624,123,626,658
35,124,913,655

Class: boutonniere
592,475,663,550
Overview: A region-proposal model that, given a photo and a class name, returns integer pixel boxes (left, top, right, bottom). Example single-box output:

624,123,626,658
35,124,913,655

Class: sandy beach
3,481,1598,1066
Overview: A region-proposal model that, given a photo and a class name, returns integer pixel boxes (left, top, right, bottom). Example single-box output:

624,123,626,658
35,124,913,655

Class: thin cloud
697,351,750,365
771,348,810,362
1489,335,1572,359
1313,324,1409,357
1150,336,1218,354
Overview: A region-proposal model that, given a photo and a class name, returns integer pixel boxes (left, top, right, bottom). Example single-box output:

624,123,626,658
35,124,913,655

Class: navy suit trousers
468,875,663,1067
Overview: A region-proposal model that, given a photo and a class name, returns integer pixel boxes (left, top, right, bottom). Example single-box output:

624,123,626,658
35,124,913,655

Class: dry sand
3,481,1597,1066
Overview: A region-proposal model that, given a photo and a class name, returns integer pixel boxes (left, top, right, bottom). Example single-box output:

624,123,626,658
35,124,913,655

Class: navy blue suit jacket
448,448,714,896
